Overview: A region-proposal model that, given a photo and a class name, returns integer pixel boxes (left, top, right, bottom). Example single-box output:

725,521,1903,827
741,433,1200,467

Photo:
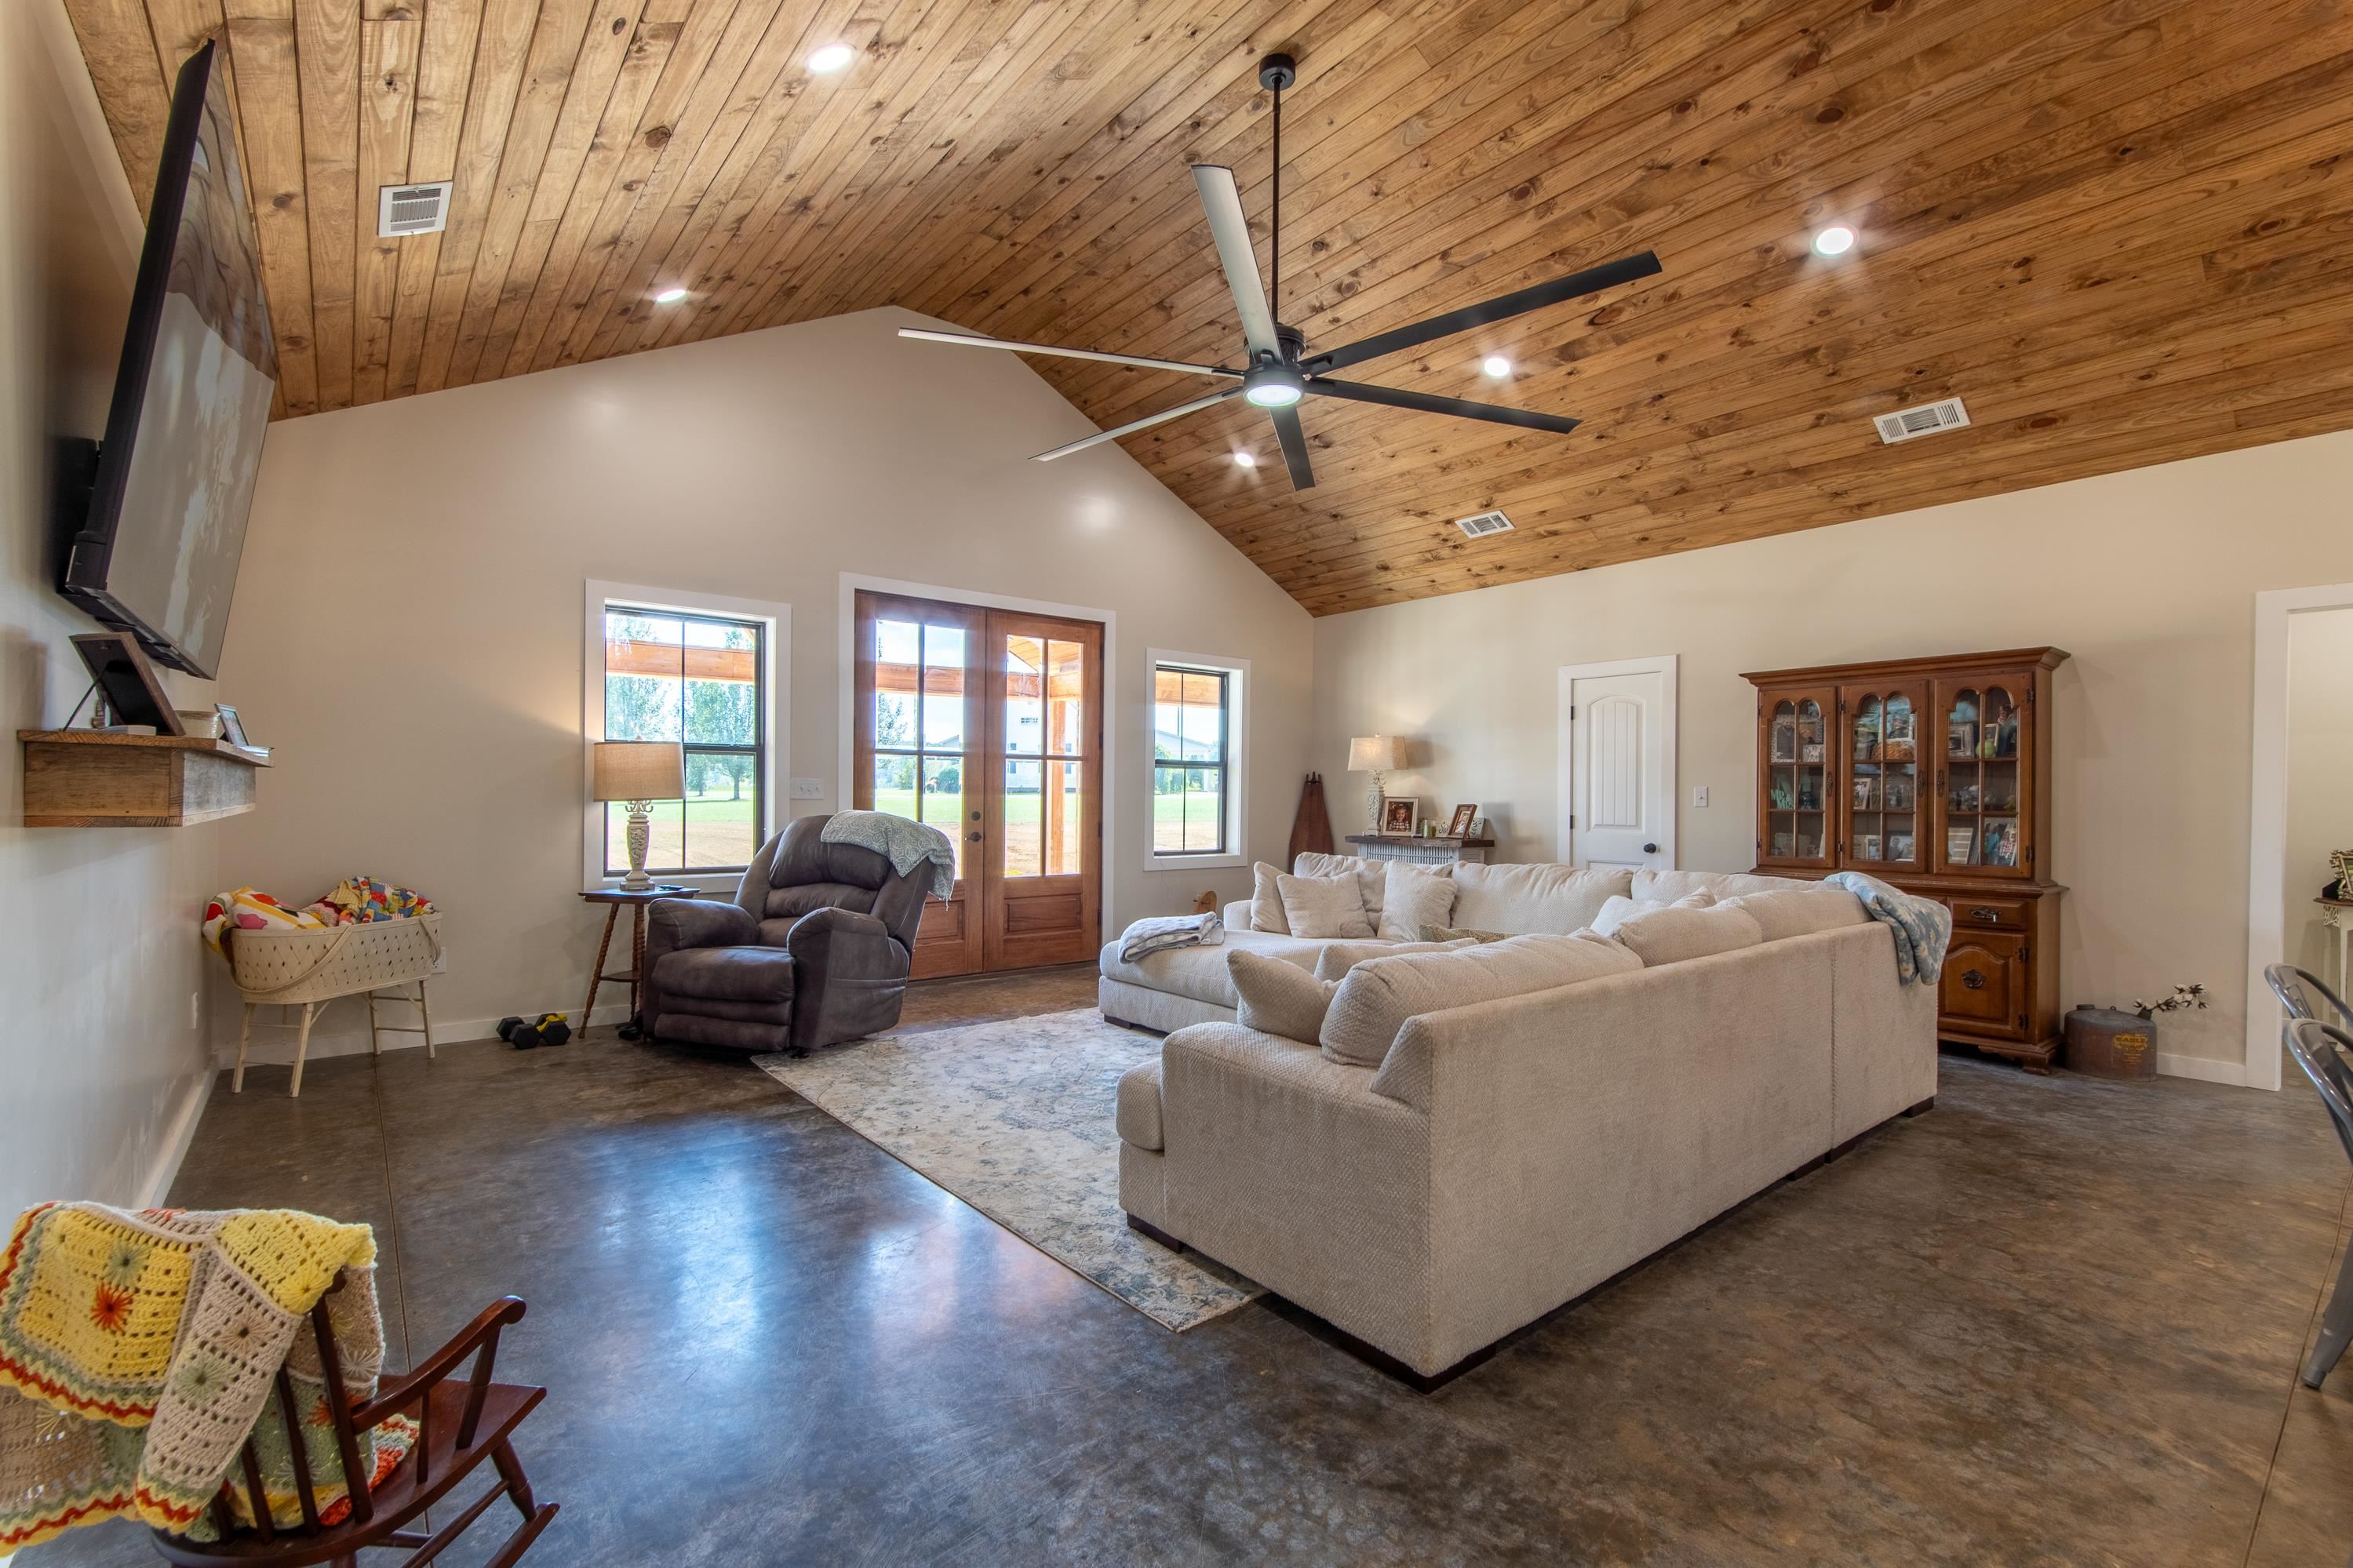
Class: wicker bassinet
222,913,443,1097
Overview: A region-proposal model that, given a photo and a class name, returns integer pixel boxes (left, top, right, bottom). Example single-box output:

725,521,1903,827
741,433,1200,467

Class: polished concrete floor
27,964,2353,1566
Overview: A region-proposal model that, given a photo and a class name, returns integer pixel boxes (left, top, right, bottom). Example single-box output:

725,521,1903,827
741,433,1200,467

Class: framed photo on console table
1446,803,1478,838
1381,796,1419,835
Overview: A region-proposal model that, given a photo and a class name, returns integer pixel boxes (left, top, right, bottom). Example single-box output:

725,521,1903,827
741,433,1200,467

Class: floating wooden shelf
18,729,270,826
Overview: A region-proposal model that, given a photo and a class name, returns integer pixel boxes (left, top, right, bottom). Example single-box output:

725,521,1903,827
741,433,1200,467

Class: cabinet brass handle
1969,906,1998,922
1961,969,1987,990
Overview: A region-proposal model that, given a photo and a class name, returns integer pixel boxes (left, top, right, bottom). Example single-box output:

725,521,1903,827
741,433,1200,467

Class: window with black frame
1153,663,1229,855
601,604,763,875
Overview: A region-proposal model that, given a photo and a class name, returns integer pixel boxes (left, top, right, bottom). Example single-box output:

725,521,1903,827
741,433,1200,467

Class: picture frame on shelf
1800,740,1824,763
1948,720,1977,759
1852,776,1877,810
1885,708,1915,749
213,703,253,750
1380,796,1419,835
1770,718,1797,762
1446,803,1479,838
1855,833,1881,861
1885,774,1914,810
1947,825,1976,864
1983,818,2020,867
1888,830,1916,862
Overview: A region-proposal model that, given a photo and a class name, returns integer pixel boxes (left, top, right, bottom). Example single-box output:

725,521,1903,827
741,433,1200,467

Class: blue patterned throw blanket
819,811,956,899
1119,910,1224,963
1825,871,1952,987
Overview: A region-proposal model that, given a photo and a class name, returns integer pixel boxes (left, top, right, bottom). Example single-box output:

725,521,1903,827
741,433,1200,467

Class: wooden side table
581,886,695,1033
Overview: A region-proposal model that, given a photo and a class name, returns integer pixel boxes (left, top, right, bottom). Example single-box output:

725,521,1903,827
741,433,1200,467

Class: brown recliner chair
639,815,931,1054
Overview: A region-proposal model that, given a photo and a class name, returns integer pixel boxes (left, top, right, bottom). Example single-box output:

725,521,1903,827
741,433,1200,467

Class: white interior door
1560,658,1677,871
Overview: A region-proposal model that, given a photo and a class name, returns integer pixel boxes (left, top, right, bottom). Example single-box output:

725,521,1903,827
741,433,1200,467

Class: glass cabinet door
1757,686,1836,867
1935,677,2031,876
1841,682,1927,873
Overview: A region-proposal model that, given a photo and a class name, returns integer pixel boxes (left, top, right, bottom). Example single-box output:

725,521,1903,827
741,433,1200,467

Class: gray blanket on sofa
819,810,956,900
1824,871,1951,986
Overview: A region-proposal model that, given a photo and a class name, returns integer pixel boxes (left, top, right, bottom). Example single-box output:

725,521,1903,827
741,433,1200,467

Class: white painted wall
1311,430,2353,1074
0,0,217,1220
213,307,1314,1060
2286,607,2353,981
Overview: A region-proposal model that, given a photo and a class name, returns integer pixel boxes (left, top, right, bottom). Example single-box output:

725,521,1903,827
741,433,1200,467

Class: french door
853,590,1104,978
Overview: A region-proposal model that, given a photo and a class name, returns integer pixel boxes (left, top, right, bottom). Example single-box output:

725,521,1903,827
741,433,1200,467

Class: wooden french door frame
852,589,1105,978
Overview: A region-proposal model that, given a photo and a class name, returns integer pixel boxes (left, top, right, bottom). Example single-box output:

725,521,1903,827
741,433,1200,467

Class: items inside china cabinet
1743,649,2069,1070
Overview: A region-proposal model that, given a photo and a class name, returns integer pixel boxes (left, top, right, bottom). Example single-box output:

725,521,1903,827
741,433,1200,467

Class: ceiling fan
899,53,1663,491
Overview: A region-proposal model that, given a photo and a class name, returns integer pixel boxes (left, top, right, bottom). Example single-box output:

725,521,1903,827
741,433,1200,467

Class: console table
2318,897,2353,999
1342,833,1496,866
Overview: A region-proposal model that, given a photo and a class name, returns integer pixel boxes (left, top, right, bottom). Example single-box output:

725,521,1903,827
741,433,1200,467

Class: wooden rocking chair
149,1276,557,1568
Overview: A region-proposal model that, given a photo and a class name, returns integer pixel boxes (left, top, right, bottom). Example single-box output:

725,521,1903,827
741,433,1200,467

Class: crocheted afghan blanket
0,1203,410,1550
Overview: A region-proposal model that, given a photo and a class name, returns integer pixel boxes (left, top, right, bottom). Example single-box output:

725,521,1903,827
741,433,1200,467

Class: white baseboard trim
137,1068,215,1209
214,1001,638,1069
2157,1053,2249,1086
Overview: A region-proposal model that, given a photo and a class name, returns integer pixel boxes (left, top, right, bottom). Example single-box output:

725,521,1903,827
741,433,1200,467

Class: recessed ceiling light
1481,355,1512,379
653,286,688,304
1233,451,1257,468
807,42,855,72
1812,224,1856,257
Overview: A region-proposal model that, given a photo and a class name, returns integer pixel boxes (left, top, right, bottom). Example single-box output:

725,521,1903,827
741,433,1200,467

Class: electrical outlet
1692,786,1710,808
790,777,826,800
431,948,448,974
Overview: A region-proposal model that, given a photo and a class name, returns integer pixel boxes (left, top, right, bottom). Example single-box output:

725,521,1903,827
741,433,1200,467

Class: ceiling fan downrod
1260,53,1295,352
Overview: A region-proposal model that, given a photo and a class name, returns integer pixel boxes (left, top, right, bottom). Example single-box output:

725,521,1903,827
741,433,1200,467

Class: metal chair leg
2304,1237,2353,1388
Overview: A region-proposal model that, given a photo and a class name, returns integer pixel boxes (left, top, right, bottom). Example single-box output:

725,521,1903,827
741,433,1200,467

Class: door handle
1642,842,1659,854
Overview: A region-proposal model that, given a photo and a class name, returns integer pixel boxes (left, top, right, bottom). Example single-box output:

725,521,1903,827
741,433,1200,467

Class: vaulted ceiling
66,0,2353,614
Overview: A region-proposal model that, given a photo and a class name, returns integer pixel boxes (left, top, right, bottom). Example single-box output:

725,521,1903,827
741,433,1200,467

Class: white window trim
1144,648,1249,874
581,580,790,896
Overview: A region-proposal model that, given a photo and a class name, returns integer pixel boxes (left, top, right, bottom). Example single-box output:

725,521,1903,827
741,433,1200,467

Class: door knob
1642,842,1659,854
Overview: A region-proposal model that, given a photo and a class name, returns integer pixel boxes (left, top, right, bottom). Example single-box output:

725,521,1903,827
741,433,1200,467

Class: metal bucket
2064,1006,2156,1080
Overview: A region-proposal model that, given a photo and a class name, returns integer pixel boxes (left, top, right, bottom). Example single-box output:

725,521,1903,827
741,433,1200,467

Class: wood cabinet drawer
1947,895,2031,932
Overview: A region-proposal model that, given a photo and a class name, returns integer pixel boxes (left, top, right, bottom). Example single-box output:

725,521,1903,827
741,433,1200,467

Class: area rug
753,1009,1262,1331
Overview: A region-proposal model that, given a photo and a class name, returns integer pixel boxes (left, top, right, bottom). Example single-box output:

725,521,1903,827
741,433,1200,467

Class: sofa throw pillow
1229,949,1339,1043
1310,937,1477,983
1417,924,1506,944
1277,872,1376,940
1249,861,1291,933
1118,909,1225,962
1375,860,1456,942
1611,902,1765,967
1590,889,1711,938
1292,853,1387,926
1633,868,1817,903
1449,862,1634,936
1717,886,1869,944
1318,933,1641,1068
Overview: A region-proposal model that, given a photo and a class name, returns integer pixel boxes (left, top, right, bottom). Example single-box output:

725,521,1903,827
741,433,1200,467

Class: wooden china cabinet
1742,648,2069,1070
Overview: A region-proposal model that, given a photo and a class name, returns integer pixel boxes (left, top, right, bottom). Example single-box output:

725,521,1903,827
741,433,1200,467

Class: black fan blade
1270,405,1316,490
1303,377,1583,435
1300,252,1662,376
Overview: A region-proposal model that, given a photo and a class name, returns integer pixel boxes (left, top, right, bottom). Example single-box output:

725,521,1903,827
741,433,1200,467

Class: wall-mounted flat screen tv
59,39,275,679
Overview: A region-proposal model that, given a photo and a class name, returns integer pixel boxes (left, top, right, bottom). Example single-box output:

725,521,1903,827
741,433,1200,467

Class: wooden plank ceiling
65,0,2353,614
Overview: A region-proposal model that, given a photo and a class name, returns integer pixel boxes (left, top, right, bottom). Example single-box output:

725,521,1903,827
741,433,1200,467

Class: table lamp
1346,735,1409,831
592,740,686,890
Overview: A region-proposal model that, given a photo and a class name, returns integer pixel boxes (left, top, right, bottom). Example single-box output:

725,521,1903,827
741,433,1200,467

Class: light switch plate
790,777,826,800
1692,786,1710,808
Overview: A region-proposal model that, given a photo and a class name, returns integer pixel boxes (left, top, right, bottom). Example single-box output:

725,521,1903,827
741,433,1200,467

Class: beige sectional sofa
1109,858,1940,1381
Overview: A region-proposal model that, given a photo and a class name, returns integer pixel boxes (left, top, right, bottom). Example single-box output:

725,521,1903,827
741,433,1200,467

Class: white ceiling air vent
1454,508,1515,539
1873,395,1971,445
377,181,453,238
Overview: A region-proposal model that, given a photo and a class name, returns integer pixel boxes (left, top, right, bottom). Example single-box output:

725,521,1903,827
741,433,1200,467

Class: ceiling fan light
807,42,856,72
1812,224,1856,256
1243,365,1303,407
1233,451,1258,467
